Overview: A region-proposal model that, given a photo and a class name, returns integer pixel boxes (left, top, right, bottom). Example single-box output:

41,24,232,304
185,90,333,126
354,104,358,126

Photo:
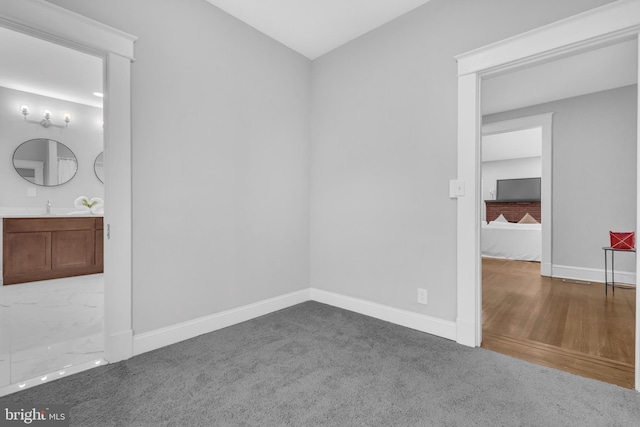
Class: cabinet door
4,232,52,275
52,230,95,270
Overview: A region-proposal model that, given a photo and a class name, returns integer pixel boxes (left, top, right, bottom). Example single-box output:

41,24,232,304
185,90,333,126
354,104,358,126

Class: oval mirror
94,152,104,183
13,139,78,186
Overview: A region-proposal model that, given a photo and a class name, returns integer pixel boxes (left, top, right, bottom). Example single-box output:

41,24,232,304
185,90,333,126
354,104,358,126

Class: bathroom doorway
0,26,106,389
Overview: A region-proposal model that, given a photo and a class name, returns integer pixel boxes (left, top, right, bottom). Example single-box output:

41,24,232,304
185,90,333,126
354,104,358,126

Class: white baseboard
133,289,311,356
133,288,458,357
552,264,636,285
310,288,457,341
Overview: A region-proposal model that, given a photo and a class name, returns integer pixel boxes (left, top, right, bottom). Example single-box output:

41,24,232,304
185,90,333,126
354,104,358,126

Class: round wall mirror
13,139,78,186
94,152,104,183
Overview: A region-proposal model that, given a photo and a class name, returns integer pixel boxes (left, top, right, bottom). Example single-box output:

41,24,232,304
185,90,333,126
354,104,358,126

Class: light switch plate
449,180,465,198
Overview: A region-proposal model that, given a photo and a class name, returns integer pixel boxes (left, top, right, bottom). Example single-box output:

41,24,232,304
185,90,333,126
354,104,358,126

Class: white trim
539,121,553,277
455,0,640,76
0,0,136,60
134,288,458,357
105,329,133,363
636,36,640,393
311,289,457,341
482,113,553,277
552,264,636,286
456,0,640,391
456,73,482,347
133,290,312,356
102,52,133,364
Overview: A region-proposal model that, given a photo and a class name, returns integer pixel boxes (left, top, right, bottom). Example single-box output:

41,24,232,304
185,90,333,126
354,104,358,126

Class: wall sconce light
21,105,71,128
40,110,52,127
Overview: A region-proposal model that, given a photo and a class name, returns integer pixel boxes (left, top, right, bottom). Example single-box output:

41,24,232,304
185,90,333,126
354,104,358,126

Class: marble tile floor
0,274,103,386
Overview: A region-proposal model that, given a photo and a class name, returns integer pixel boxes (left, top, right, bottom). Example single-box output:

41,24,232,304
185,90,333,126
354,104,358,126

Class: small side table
602,247,636,295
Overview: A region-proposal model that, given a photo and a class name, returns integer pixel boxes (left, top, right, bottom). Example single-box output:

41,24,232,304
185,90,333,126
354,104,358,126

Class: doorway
480,114,553,272
0,0,135,397
0,23,105,390
455,1,640,392
478,40,637,388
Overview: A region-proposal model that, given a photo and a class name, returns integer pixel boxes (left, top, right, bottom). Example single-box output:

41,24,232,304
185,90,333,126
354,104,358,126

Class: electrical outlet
417,288,427,305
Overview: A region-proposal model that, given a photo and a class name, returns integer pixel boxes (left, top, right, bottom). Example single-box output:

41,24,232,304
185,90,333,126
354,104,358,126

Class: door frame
0,0,136,392
482,113,553,275
455,0,640,392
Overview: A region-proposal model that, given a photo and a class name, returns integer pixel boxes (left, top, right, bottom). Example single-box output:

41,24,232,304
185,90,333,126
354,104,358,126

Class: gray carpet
1,301,639,426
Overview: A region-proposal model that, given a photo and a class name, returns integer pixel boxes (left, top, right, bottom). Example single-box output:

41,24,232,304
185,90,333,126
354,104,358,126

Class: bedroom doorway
477,39,637,389
480,114,552,272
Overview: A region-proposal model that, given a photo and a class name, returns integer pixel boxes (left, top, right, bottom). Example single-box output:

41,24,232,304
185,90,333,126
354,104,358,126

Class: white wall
485,85,637,274
310,0,614,322
482,158,542,202
48,0,312,334
0,86,103,211
45,0,617,335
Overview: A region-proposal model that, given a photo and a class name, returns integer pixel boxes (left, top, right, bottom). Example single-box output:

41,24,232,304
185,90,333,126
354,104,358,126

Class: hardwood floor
482,257,636,388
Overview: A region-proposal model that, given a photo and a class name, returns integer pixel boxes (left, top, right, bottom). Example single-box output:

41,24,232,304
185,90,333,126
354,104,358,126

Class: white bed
481,220,541,261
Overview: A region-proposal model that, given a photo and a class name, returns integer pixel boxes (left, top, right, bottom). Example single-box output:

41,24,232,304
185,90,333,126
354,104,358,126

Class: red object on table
610,231,635,250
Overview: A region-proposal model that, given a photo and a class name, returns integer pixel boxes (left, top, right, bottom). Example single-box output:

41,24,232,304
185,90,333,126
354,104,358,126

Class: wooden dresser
2,217,104,285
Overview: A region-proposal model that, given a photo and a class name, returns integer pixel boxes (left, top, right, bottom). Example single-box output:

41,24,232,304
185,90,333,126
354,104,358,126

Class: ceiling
0,26,103,108
0,3,637,115
205,0,433,59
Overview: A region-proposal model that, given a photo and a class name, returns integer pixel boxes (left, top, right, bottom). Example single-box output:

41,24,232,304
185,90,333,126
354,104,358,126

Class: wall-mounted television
496,177,541,202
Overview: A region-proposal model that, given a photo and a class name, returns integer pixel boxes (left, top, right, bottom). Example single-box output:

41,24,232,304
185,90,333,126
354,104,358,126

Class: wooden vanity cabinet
3,217,104,285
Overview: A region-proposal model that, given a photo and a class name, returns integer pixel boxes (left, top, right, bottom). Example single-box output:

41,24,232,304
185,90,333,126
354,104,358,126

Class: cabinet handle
107,224,111,240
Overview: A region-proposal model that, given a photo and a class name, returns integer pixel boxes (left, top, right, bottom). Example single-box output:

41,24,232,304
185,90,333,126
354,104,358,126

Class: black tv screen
496,177,541,201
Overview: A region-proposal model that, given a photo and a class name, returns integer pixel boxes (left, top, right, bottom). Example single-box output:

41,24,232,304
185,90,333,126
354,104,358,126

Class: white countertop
0,208,102,218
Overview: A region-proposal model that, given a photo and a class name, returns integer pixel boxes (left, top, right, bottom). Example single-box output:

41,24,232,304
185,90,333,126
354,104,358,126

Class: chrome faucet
46,200,51,215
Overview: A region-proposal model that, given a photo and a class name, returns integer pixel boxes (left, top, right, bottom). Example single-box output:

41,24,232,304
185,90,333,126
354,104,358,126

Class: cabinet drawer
4,217,96,233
